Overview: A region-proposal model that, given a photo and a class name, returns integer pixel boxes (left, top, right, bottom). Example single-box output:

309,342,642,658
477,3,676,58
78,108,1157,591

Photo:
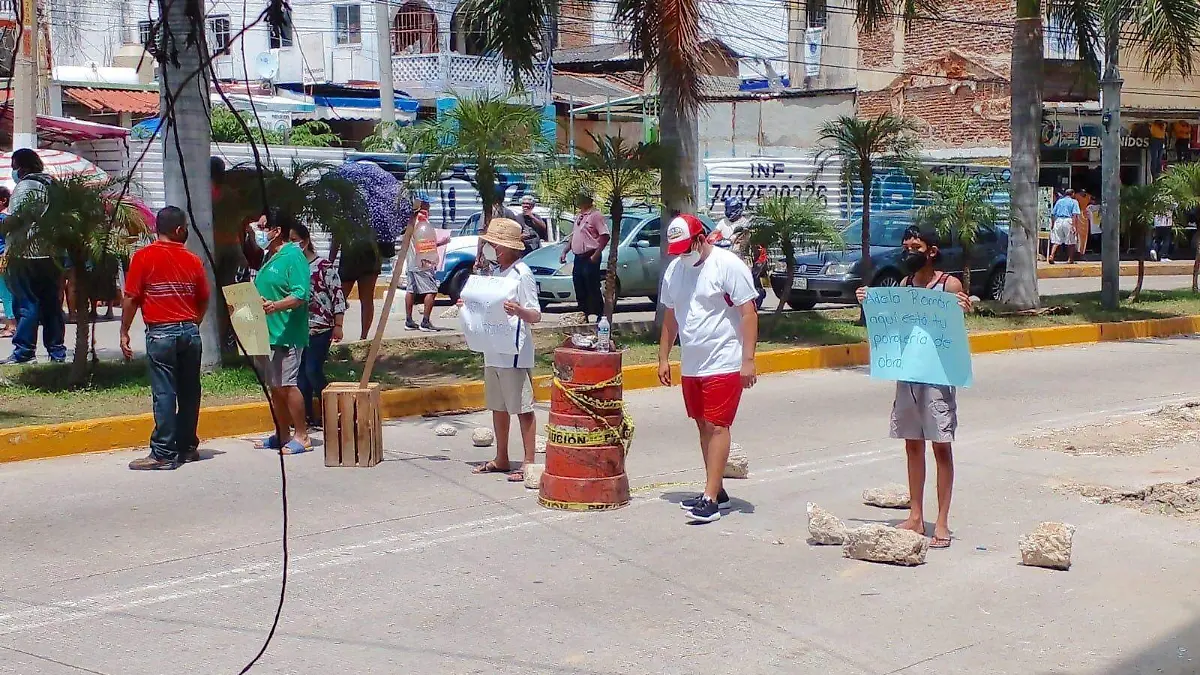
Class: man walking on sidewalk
560,190,609,322
120,207,211,470
657,214,759,524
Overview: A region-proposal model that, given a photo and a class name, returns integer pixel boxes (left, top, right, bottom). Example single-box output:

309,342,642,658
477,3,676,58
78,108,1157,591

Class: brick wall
857,0,1015,149
558,0,593,49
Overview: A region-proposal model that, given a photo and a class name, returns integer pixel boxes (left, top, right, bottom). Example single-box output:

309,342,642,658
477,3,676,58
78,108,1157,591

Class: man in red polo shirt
121,206,211,471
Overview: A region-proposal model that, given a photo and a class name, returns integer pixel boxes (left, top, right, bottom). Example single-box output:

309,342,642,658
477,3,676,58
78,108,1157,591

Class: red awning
0,103,130,144
63,88,159,115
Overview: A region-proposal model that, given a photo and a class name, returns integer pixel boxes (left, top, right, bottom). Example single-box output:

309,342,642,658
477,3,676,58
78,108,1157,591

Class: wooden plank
322,390,340,467
359,223,417,388
338,392,355,468
355,390,373,468
371,387,384,466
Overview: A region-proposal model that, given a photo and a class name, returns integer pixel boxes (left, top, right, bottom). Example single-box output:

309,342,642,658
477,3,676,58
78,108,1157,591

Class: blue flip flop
281,439,312,455
254,435,281,450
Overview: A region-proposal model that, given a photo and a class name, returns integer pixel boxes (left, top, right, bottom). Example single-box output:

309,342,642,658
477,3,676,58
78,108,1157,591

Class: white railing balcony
392,53,550,103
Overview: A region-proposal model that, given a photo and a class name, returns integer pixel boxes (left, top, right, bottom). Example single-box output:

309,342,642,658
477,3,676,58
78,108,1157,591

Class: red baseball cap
666,214,705,255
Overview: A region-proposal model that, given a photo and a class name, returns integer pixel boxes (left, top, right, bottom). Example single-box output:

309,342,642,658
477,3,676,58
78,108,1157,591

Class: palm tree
750,195,844,314
1117,182,1170,301
157,0,219,368
458,0,709,302
405,92,548,228
0,176,149,386
997,0,1200,310
813,113,923,286
1157,162,1200,292
917,175,999,293
573,132,661,321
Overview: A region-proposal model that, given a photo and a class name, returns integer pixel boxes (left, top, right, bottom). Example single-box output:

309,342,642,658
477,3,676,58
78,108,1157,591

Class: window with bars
208,14,231,54
334,4,362,46
269,8,293,48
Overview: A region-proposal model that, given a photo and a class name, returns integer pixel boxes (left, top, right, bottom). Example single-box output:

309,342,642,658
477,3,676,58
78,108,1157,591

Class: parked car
525,211,715,309
768,210,1009,310
434,205,556,300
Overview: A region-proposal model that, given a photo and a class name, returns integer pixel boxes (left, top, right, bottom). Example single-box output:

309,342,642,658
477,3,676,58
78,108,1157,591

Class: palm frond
457,0,555,87
750,195,845,253
814,113,925,186
617,0,708,115
1120,0,1200,78
1119,182,1170,240
1158,162,1200,207
917,175,999,251
1046,0,1104,74
855,0,940,32
406,92,550,208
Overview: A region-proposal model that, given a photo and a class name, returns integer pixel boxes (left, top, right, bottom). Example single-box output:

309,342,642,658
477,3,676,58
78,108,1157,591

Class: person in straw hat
471,218,543,483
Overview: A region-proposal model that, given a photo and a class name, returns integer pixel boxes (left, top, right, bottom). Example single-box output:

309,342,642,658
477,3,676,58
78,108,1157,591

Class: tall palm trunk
1098,20,1122,309
656,98,698,325
859,167,874,283
68,254,90,387
1131,248,1145,301
961,243,972,292
777,241,795,315
159,0,218,369
603,195,624,322
1002,1,1044,311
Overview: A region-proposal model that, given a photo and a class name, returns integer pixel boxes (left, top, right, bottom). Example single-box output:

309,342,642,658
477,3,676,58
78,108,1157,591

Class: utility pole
375,0,395,125
12,0,38,150
1099,13,1122,310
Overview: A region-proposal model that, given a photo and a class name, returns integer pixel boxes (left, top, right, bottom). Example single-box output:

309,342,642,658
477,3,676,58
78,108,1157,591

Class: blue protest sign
863,286,973,387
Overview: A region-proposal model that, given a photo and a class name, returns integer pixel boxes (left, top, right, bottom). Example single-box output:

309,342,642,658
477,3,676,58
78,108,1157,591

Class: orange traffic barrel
539,347,631,511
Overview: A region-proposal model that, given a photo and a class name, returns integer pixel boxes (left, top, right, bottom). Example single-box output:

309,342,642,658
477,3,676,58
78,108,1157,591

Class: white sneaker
1150,250,1159,261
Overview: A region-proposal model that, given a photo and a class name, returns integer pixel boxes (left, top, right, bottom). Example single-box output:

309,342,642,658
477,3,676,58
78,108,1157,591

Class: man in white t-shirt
470,218,542,483
658,214,759,524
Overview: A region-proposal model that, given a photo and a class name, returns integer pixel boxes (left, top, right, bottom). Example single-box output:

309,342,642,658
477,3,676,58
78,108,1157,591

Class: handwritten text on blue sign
863,286,973,387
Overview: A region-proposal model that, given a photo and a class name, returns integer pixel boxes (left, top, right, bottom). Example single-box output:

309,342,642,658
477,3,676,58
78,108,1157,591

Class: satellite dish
254,52,279,81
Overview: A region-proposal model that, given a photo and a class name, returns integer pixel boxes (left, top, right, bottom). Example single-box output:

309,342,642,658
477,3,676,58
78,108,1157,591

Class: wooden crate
321,382,383,467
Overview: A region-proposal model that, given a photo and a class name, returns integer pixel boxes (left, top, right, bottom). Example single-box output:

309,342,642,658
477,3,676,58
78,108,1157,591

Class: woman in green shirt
252,209,313,455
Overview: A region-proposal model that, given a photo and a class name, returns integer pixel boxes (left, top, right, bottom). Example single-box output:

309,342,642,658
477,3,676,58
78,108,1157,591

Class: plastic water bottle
596,316,611,352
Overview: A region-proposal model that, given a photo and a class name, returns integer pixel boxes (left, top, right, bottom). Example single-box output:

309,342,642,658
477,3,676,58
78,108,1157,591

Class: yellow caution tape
549,368,636,455
538,497,630,511
545,423,625,447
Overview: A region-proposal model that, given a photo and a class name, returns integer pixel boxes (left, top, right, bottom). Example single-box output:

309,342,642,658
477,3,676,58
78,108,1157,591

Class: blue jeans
298,329,332,422
146,322,203,462
10,258,66,362
0,273,13,321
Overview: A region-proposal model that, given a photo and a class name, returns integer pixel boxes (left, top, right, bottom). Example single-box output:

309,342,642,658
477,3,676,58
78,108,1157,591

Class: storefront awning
294,95,419,122
63,87,159,115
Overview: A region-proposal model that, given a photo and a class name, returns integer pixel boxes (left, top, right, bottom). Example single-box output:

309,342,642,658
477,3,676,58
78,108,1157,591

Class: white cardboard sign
459,275,520,355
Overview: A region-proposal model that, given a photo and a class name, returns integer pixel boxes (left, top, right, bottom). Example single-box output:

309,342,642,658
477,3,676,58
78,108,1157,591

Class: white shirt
661,246,757,377
482,261,539,369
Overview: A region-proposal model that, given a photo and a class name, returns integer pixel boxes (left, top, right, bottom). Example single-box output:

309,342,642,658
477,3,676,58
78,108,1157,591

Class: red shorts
681,372,743,427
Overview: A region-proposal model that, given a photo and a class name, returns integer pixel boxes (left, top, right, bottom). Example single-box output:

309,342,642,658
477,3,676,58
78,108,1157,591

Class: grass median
2,289,1198,428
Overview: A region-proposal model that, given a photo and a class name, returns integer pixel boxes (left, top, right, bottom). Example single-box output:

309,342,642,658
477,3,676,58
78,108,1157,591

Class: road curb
1037,262,1193,279
4,314,1200,464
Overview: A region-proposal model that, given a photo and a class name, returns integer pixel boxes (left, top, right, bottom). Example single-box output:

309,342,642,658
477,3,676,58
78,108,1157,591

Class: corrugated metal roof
63,88,159,115
553,72,642,106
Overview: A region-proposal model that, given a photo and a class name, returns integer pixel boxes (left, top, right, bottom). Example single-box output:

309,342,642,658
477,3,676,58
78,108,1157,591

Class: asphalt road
49,274,1200,362
2,338,1200,674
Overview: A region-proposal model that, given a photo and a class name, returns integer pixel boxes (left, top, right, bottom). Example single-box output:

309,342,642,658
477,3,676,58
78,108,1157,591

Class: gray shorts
406,269,439,296
484,366,535,414
890,381,957,442
255,346,302,388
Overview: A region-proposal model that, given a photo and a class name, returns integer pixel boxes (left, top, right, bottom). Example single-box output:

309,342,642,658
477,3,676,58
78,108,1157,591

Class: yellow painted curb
1037,262,1192,279
5,313,1200,464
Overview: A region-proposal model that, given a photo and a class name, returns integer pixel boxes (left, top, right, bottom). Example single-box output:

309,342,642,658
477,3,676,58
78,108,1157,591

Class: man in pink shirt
559,191,610,321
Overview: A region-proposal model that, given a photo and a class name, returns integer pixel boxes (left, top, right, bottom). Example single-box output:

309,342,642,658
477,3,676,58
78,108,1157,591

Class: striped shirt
124,240,210,324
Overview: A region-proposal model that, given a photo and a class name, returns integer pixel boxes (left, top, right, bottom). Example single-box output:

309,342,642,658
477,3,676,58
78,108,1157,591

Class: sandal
929,536,952,549
472,460,510,474
281,439,312,455
253,435,280,450
506,469,525,482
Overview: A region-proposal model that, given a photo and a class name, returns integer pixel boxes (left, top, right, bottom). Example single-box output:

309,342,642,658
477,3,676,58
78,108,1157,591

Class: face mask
678,238,702,264
483,243,499,263
11,170,19,183
900,249,928,274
